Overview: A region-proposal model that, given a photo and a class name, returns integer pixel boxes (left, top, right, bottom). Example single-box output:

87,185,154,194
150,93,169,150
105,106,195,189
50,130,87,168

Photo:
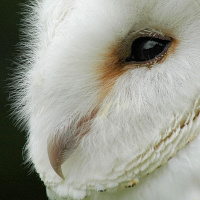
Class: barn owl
13,0,200,199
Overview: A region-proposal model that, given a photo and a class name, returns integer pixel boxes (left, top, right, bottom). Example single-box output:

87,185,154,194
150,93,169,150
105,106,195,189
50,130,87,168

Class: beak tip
52,165,65,180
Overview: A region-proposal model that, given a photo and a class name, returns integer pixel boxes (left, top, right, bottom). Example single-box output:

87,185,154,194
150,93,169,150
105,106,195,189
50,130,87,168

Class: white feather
13,0,200,199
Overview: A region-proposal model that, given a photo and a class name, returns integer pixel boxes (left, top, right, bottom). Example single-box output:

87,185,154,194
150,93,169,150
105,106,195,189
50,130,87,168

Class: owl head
13,0,200,199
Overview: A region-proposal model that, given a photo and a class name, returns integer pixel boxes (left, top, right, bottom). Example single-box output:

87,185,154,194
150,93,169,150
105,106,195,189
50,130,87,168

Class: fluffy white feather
13,0,200,199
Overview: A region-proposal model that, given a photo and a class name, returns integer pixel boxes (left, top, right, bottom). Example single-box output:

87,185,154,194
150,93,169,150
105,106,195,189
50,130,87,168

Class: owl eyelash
124,29,173,68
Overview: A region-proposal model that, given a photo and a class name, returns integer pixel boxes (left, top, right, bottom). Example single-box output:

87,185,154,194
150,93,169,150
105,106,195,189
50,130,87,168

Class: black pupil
125,37,170,62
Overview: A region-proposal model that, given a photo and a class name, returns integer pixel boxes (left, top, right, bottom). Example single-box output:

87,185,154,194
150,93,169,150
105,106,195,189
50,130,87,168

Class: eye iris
125,37,171,63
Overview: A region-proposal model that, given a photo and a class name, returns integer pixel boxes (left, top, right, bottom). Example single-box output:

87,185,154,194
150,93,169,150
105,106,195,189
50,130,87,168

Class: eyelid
138,29,172,41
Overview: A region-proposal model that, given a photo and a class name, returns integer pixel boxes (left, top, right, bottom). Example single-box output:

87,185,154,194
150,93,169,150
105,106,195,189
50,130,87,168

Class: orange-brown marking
97,30,179,101
125,180,137,188
159,37,179,64
153,27,180,64
97,41,130,100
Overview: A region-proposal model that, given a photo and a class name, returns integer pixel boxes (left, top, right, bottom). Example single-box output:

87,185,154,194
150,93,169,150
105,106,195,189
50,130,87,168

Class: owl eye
125,37,172,64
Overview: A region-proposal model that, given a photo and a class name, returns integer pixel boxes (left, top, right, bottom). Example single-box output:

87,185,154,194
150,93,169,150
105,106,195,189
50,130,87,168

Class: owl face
16,0,200,199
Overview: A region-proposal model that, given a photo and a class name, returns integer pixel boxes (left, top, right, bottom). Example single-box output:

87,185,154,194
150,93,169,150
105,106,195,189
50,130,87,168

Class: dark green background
1,1,47,199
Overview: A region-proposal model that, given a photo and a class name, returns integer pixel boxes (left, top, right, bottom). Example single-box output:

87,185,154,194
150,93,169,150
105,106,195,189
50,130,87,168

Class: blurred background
0,1,47,199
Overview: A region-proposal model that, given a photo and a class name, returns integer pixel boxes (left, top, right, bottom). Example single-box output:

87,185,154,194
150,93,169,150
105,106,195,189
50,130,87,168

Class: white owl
13,0,200,199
